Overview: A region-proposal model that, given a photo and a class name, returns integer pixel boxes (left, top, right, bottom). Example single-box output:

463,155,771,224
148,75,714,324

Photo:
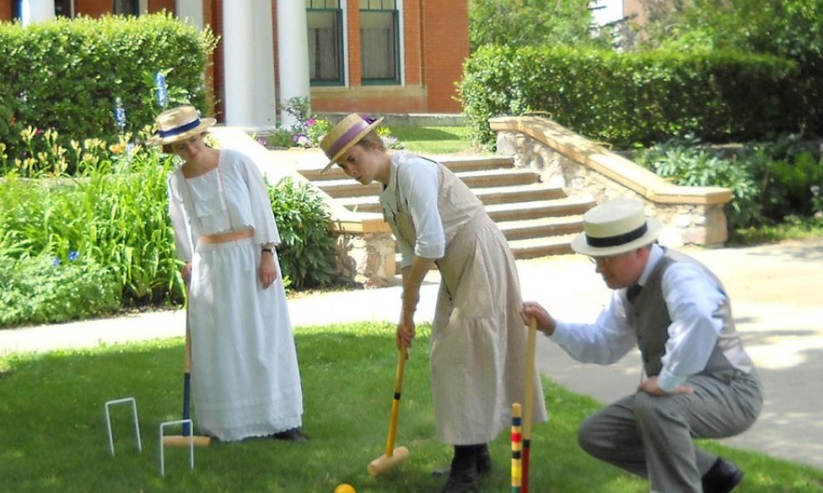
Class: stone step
508,234,577,259
497,216,584,241
485,196,595,223
299,154,515,182
335,183,568,213
314,168,542,199
298,152,596,260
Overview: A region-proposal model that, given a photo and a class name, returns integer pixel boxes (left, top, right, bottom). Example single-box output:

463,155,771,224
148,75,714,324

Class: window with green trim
360,0,399,85
307,0,344,86
113,0,139,16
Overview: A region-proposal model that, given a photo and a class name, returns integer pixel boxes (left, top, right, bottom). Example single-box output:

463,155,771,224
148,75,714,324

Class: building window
55,0,73,17
360,0,399,85
307,0,344,86
113,0,139,16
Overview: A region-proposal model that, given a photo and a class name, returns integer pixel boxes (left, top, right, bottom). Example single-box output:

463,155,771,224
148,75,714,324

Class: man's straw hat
319,113,383,173
147,105,216,146
571,200,661,257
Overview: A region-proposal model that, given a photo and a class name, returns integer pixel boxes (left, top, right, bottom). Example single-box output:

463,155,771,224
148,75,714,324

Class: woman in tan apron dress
321,114,546,493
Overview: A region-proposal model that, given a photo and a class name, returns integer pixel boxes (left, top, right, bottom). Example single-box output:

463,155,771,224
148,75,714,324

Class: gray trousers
578,370,762,493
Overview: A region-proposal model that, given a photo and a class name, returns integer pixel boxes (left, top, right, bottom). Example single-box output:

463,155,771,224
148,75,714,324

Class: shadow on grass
0,322,820,492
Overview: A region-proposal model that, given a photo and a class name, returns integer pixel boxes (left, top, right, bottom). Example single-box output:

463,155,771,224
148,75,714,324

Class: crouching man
522,200,762,493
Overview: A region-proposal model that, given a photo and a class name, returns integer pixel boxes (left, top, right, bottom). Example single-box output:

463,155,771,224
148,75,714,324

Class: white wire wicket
104,397,142,456
159,419,196,477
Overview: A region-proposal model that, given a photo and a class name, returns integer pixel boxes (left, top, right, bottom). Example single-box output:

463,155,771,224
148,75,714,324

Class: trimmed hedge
0,13,217,174
459,45,802,148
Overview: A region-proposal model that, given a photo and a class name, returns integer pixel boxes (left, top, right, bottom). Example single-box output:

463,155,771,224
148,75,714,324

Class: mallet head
161,435,211,447
367,446,410,476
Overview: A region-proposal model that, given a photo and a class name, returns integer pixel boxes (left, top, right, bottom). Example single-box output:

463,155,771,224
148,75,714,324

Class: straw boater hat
571,200,661,257
319,113,384,173
146,105,216,146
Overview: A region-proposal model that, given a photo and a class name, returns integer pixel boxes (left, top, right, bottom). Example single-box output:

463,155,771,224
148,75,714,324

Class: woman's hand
396,318,415,350
181,262,192,286
259,250,279,288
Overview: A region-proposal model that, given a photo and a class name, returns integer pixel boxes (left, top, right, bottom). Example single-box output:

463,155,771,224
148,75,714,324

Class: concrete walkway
2,238,822,470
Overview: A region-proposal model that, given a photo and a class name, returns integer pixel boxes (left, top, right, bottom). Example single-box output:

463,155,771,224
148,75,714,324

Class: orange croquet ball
334,484,356,493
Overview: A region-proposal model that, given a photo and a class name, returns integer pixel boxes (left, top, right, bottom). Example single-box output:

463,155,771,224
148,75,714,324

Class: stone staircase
297,155,596,259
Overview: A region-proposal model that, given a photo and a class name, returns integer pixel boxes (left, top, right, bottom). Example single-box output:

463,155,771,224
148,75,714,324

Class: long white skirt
188,236,303,441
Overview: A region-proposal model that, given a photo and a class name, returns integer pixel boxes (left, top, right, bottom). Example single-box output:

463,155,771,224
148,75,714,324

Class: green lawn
387,126,485,155
1,322,821,492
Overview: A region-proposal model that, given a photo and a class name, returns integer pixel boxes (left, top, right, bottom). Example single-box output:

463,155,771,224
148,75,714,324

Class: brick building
2,0,469,128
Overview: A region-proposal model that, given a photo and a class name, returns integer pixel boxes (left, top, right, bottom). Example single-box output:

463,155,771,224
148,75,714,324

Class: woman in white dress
148,105,306,443
320,114,547,493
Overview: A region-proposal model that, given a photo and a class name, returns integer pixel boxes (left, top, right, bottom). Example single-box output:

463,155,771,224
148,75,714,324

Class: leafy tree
632,0,823,134
469,0,608,52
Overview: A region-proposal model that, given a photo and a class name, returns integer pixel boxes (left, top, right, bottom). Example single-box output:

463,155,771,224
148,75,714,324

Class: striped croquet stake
522,318,538,493
511,402,523,493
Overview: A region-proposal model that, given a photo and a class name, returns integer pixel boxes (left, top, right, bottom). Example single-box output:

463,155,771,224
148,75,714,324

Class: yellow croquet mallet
521,317,538,492
367,348,410,475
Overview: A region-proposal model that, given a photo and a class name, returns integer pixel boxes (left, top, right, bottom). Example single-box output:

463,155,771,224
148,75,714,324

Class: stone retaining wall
492,116,732,248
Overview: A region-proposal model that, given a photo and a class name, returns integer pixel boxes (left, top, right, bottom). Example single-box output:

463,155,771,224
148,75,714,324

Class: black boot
476,443,492,475
433,443,491,477
439,445,480,493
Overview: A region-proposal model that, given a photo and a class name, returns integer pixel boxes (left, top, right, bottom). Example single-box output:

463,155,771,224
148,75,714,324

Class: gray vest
626,249,755,379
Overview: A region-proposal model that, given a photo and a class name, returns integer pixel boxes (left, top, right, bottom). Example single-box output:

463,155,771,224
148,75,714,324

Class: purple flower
68,250,79,261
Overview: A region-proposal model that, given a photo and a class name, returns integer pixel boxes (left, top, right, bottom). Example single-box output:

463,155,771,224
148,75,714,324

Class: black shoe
272,427,309,443
702,457,744,493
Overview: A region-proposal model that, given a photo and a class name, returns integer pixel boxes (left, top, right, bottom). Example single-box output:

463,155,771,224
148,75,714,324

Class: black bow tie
626,284,643,303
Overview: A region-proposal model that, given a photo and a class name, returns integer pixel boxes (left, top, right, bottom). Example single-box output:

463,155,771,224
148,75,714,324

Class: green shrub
267,177,337,290
1,122,346,327
458,45,802,149
0,253,120,327
638,135,762,230
0,136,183,307
0,13,217,174
739,136,823,221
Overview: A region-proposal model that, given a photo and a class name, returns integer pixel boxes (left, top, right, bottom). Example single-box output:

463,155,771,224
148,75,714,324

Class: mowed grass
1,321,822,492
387,126,485,155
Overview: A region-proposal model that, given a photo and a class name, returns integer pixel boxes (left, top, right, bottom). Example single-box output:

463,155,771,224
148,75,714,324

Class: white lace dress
167,148,303,441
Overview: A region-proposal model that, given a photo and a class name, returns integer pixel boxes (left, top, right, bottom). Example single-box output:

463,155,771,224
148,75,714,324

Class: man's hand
638,376,693,396
521,301,557,335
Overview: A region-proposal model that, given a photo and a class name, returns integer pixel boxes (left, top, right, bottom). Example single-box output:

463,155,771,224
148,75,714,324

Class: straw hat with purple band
319,113,384,173
146,105,216,146
571,200,661,257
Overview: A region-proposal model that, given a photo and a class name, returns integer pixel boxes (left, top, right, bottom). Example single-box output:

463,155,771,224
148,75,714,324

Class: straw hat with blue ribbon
147,105,216,146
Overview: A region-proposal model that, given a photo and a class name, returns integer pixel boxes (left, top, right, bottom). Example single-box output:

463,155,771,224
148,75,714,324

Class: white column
222,0,277,129
21,0,54,26
277,0,311,128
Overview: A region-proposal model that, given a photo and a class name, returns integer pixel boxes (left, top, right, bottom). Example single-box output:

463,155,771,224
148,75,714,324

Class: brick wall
0,0,11,21
75,0,109,17
421,0,468,112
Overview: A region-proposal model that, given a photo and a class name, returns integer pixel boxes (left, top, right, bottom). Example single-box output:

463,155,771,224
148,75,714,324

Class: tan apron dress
383,153,547,444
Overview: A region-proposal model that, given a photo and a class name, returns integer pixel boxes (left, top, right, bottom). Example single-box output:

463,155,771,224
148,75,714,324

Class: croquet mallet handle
384,347,408,456
522,318,538,493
